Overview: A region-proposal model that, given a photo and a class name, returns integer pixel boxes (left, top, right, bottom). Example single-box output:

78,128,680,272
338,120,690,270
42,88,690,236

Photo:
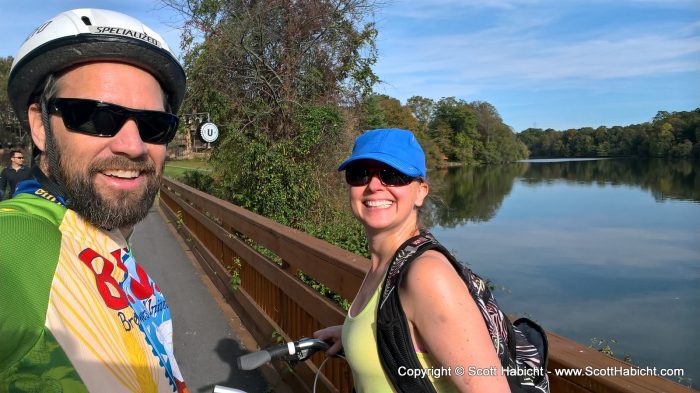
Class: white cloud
373,2,700,100
381,0,545,19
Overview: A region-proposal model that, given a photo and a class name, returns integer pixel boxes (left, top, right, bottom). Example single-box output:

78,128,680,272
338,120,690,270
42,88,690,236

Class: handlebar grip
237,350,272,370
236,339,336,370
237,343,293,370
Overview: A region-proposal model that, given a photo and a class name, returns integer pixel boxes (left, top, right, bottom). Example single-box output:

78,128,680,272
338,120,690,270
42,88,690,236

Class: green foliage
407,96,435,132
518,108,700,159
170,0,379,138
1,56,21,146
175,210,184,229
297,270,352,311
356,95,528,166
227,257,243,292
167,0,378,232
253,244,283,266
359,94,388,131
181,170,214,194
589,337,632,362
0,56,12,111
301,209,369,258
208,104,344,227
589,337,616,356
430,97,480,162
271,330,285,344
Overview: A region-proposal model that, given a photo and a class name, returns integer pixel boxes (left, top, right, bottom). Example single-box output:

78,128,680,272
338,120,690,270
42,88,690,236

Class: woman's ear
415,181,429,208
28,103,46,152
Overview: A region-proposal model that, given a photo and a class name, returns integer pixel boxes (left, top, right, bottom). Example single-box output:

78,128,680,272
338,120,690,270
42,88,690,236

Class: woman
314,129,510,392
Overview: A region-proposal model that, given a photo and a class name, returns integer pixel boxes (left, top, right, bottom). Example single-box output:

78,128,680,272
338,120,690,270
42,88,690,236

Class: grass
164,158,212,179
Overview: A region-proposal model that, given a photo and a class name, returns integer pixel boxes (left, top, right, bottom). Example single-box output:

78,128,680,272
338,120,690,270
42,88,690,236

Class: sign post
199,122,219,147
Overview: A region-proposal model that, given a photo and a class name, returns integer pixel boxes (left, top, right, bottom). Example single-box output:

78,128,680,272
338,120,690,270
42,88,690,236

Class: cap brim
337,152,423,177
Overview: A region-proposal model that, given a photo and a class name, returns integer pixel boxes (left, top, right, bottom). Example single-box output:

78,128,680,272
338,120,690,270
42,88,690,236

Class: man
0,149,30,200
0,9,188,392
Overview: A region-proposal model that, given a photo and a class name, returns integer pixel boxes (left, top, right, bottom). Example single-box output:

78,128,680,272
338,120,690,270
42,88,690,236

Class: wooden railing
159,177,695,393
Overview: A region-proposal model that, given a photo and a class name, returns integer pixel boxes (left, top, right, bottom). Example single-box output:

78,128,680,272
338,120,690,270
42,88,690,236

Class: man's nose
109,118,148,157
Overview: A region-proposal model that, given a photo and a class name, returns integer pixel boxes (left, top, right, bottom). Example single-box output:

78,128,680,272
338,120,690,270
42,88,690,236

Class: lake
424,158,699,386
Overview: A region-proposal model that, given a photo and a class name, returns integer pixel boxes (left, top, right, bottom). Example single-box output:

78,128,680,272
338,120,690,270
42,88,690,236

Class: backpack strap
375,229,550,393
375,229,447,393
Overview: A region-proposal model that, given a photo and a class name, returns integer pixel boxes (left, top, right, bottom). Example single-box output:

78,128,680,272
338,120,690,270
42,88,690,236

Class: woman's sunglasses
345,165,419,187
48,98,179,145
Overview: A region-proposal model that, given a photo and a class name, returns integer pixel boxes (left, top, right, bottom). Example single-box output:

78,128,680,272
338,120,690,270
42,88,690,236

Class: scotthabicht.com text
554,366,685,378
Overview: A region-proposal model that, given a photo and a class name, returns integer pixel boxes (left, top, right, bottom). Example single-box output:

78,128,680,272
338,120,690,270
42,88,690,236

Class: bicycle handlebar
237,338,332,371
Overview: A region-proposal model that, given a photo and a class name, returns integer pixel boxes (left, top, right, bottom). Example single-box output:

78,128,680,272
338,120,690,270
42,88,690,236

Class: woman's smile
363,199,394,208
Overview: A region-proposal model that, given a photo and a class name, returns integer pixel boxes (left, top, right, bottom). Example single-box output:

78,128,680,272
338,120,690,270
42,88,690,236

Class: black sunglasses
345,165,419,187
48,98,179,145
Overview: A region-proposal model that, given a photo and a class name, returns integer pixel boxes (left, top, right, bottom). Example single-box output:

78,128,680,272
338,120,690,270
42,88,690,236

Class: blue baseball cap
338,128,427,178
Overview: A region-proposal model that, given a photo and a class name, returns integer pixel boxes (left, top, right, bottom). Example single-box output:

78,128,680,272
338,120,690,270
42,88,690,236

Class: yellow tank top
342,282,458,393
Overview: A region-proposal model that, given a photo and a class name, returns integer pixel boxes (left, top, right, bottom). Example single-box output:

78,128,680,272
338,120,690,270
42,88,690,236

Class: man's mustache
88,156,157,175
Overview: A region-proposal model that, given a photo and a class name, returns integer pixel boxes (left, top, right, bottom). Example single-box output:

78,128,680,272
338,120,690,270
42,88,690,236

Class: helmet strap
39,97,71,206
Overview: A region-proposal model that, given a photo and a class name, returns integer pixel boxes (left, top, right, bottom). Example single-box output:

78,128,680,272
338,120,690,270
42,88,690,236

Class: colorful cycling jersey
0,171,188,393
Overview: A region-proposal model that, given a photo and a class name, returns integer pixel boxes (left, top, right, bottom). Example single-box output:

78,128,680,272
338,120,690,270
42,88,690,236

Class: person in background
0,8,188,392
0,149,30,200
314,129,510,392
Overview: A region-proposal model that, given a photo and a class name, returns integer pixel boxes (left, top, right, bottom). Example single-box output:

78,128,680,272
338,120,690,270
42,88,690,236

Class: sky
1,0,699,132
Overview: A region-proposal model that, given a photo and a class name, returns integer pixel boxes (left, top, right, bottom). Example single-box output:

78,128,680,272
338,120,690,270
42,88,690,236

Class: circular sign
199,122,219,143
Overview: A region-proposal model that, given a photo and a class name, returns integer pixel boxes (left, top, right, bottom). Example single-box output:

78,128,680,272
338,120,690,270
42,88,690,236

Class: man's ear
28,103,46,152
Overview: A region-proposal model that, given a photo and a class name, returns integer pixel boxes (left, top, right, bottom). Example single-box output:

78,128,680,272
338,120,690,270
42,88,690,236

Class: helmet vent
81,16,92,26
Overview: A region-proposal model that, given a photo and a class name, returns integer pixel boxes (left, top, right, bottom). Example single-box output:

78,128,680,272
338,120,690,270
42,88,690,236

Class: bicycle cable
313,356,332,393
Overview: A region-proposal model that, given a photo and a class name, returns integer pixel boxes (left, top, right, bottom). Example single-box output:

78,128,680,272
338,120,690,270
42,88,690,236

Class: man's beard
45,130,161,230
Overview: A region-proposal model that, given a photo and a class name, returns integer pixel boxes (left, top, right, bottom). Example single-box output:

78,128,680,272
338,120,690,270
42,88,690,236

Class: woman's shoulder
401,249,468,297
398,246,485,338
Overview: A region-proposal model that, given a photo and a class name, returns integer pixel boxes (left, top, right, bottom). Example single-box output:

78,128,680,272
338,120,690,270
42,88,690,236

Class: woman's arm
400,251,510,393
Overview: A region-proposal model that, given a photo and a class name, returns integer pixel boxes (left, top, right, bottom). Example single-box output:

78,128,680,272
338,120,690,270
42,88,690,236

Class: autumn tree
165,0,379,227
406,95,435,134
430,97,480,162
1,56,17,146
517,108,700,159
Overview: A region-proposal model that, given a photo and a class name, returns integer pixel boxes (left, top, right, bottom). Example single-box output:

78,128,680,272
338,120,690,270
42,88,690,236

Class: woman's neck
366,219,420,272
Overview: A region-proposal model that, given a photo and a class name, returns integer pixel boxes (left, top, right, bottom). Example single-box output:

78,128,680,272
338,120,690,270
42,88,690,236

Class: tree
168,0,379,137
1,56,20,147
649,122,674,157
372,95,417,131
511,108,700,158
359,94,388,130
0,57,11,112
406,95,435,133
469,101,501,144
165,0,380,227
430,97,479,162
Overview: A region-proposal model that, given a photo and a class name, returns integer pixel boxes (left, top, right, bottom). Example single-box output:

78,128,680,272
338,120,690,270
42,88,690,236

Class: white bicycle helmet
8,8,186,127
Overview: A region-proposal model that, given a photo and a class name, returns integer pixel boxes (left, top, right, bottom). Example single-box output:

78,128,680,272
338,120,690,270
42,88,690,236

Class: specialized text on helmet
90,26,161,47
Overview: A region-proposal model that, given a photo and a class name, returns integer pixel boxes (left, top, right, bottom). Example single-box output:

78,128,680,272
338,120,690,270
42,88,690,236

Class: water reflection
424,163,528,227
426,159,699,227
520,159,700,203
426,157,700,384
